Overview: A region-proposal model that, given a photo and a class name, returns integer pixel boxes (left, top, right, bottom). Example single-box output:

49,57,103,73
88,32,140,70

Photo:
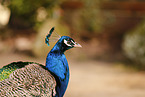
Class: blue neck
46,43,70,97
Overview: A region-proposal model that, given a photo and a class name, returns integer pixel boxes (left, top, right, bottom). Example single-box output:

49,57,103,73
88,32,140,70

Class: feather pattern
0,27,82,97
0,62,56,97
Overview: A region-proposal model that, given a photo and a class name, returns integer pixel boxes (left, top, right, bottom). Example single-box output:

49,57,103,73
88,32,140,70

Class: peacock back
0,62,56,97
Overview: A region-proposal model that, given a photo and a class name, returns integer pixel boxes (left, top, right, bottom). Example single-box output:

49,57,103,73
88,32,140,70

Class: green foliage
74,0,104,33
63,0,116,36
3,0,60,28
79,0,102,32
9,0,58,15
123,20,145,67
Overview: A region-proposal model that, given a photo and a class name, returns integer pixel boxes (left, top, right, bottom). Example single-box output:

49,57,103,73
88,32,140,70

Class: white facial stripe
71,40,75,45
64,39,72,47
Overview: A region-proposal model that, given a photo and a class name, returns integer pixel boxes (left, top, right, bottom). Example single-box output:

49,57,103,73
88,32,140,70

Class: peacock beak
74,42,82,48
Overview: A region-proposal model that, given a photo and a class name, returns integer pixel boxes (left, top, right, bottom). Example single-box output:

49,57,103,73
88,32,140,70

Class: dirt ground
0,53,145,97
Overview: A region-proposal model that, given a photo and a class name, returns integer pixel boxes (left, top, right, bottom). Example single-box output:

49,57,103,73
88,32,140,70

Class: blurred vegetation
62,0,116,38
0,0,69,57
0,0,145,69
67,0,103,33
123,20,145,69
1,0,61,29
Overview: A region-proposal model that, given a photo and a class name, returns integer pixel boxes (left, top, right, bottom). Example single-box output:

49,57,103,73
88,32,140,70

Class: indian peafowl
0,27,82,97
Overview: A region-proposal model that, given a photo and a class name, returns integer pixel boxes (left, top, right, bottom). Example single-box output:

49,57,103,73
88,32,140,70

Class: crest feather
45,27,55,46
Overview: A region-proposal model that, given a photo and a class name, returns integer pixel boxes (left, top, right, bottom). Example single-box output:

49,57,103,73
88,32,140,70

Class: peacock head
45,27,82,52
58,36,82,50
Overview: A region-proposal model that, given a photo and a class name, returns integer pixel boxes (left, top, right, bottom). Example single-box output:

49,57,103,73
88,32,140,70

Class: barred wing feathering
0,27,82,97
0,63,56,97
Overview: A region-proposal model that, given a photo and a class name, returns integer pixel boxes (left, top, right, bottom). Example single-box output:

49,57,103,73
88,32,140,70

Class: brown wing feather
0,63,56,97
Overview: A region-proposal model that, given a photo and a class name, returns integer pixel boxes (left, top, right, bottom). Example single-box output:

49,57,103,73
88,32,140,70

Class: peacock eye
67,40,71,44
64,39,75,47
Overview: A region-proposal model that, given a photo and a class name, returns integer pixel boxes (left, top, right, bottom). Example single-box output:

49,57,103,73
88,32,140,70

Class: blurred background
0,0,145,97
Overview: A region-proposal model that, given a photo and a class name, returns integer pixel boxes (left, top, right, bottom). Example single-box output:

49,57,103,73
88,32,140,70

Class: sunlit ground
0,52,145,97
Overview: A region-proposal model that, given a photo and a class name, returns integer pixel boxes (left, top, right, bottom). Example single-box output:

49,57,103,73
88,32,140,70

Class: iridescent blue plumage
0,27,81,97
46,36,72,97
45,32,81,97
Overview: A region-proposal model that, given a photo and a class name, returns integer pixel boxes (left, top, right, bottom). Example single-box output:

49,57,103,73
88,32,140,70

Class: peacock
0,27,82,97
